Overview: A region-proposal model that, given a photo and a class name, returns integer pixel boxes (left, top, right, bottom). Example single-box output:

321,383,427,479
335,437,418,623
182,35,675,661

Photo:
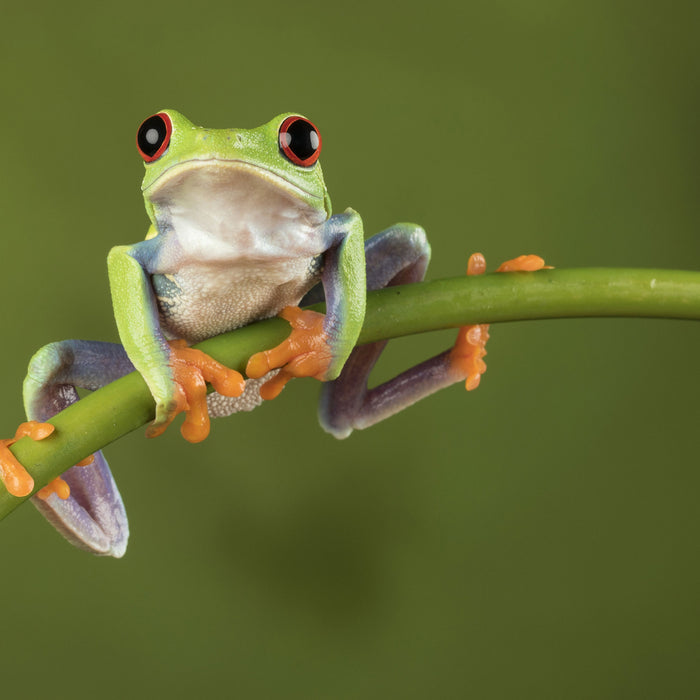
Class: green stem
2,267,700,519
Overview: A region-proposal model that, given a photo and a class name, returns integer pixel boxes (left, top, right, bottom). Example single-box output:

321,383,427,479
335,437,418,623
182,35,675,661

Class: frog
0,110,545,557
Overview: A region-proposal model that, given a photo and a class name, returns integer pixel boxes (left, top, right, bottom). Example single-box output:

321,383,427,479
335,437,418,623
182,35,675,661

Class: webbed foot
450,253,548,390
246,306,333,400
147,340,246,443
0,421,55,497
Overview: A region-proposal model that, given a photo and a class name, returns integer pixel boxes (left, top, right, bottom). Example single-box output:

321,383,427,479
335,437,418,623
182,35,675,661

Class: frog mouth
144,158,323,203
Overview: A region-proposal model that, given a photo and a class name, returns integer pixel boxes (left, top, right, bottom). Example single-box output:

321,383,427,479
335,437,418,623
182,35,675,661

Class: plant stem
2,267,700,519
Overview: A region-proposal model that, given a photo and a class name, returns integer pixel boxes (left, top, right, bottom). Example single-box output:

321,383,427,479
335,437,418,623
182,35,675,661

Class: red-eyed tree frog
0,110,545,557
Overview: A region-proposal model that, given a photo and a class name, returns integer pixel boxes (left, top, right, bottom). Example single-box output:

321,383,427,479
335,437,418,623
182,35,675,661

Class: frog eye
136,112,172,162
278,116,322,167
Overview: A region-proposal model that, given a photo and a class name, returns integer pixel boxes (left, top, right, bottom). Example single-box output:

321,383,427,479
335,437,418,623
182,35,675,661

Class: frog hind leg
23,340,134,557
320,239,547,439
319,223,457,439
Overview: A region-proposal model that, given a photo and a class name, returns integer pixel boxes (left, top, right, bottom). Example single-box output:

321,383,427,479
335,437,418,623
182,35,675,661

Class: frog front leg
22,340,133,556
245,216,443,433
246,208,366,396
107,239,246,442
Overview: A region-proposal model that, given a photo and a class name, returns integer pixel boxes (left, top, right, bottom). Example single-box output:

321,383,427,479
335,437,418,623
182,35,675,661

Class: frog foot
0,421,55,497
147,340,246,444
246,306,333,400
35,453,95,501
495,254,549,273
449,252,548,390
36,476,70,500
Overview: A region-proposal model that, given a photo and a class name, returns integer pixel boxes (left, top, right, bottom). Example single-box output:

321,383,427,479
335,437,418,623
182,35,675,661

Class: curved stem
2,267,700,519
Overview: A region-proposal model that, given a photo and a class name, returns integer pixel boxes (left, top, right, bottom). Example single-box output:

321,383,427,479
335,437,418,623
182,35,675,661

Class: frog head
136,109,332,229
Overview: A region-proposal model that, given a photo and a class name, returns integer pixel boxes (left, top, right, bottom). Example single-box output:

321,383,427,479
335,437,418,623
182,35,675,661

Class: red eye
278,116,322,167
136,112,172,162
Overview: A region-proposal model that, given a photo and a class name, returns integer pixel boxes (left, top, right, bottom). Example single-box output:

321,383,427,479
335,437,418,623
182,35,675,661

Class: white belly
155,257,321,343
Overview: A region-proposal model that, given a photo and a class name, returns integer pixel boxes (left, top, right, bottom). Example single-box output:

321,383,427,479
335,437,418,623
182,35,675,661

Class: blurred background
2,1,700,697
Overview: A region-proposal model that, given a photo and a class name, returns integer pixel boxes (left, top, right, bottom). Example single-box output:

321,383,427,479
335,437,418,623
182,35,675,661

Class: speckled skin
206,375,273,416
152,256,323,343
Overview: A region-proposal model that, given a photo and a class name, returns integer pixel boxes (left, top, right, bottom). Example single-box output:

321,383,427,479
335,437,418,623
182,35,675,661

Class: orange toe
246,306,333,399
258,370,294,401
450,320,490,392
450,251,549,390
0,421,55,497
37,476,71,501
147,341,246,444
35,453,95,500
496,254,549,272
467,252,487,276
448,253,491,390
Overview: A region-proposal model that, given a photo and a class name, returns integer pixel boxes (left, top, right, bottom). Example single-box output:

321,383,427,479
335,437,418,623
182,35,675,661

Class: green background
2,1,700,697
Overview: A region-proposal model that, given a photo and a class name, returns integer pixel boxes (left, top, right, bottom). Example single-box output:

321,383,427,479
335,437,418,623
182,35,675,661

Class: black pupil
283,119,319,161
138,115,168,157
